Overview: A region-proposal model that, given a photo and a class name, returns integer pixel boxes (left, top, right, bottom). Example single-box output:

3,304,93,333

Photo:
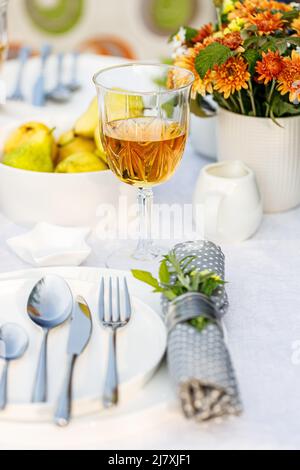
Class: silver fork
8,46,31,101
99,276,132,408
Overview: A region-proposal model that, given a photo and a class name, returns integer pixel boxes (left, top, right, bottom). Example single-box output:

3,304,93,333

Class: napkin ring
166,293,223,333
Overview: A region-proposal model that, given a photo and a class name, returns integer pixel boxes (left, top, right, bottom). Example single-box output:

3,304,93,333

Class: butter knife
54,296,92,427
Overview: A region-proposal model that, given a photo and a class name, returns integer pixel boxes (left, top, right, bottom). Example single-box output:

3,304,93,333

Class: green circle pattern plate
143,0,197,35
25,0,84,35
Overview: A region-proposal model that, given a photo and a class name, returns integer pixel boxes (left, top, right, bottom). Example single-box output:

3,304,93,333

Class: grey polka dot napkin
162,241,242,422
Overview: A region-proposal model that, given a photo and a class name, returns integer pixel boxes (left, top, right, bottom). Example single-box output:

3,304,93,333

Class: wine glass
0,0,8,102
93,63,194,269
0,0,8,67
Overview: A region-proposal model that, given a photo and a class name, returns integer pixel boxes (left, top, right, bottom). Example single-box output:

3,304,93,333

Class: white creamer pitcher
194,160,263,243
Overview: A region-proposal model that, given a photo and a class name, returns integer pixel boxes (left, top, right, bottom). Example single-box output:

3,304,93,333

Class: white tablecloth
0,54,300,450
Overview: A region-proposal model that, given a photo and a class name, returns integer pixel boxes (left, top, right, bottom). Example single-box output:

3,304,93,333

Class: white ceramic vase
217,108,300,213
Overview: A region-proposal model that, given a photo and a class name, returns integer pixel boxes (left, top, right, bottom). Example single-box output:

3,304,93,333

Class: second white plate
0,271,167,423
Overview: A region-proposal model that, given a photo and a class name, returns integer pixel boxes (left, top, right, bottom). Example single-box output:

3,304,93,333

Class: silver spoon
67,51,81,93
0,323,29,410
27,275,73,403
47,53,71,104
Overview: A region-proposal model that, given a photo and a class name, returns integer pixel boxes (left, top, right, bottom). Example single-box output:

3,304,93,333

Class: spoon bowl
47,53,71,104
0,323,29,361
27,275,73,403
0,323,29,410
27,275,73,329
47,86,71,104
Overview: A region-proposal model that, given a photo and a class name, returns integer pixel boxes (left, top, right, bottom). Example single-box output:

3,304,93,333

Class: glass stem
134,187,154,260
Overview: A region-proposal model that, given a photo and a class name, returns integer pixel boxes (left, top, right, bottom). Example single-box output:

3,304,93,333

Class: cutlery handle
19,46,31,65
103,330,118,408
32,329,48,403
72,51,79,78
0,361,9,410
15,47,30,85
56,53,64,86
41,44,51,68
54,355,76,427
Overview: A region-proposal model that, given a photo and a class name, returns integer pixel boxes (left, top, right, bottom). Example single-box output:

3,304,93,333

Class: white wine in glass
93,63,194,269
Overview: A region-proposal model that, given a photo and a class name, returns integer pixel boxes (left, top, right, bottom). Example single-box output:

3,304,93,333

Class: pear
105,88,144,122
57,130,75,147
74,97,99,138
94,125,107,164
3,143,54,173
4,122,57,162
55,152,108,174
57,130,96,164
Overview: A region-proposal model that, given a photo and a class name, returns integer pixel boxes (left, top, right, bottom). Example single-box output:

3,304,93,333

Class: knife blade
67,296,93,356
54,296,92,427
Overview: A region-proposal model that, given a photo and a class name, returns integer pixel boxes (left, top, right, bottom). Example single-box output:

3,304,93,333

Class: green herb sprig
132,250,226,332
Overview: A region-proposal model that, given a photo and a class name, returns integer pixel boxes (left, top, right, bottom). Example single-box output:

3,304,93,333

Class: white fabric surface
0,55,300,450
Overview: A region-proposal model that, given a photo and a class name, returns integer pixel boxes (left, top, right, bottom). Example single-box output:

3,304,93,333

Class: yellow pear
74,97,99,138
3,143,54,173
105,88,144,122
4,122,57,162
94,125,107,164
55,152,108,174
57,130,96,164
57,130,75,146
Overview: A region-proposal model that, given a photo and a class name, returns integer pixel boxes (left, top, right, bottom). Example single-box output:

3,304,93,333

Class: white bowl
0,119,135,227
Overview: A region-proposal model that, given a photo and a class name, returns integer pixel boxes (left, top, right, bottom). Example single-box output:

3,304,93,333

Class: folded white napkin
7,223,91,267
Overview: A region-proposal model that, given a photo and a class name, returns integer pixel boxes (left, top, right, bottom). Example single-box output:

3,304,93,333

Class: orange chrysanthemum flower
201,32,244,51
255,50,285,84
247,11,284,35
228,0,257,21
221,32,244,51
292,16,300,35
203,35,219,47
277,51,300,102
229,0,292,21
173,45,214,98
214,56,250,99
264,0,292,12
192,23,214,43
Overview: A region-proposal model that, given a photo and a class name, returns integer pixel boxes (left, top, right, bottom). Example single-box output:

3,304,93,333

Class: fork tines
99,276,132,326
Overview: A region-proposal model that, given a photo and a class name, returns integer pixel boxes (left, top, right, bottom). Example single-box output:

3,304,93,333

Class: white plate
0,268,167,423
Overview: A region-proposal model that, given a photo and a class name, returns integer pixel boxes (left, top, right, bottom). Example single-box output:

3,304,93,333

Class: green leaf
195,43,233,79
162,97,178,118
243,49,260,74
159,260,170,284
282,10,300,22
272,94,300,118
162,290,178,301
190,96,217,118
168,26,198,44
185,26,199,42
287,37,300,47
131,270,160,289
190,316,211,332
190,99,211,117
275,39,288,55
153,75,167,88
243,36,261,49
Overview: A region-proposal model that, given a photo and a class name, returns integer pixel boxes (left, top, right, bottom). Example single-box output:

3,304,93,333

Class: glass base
105,242,165,271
